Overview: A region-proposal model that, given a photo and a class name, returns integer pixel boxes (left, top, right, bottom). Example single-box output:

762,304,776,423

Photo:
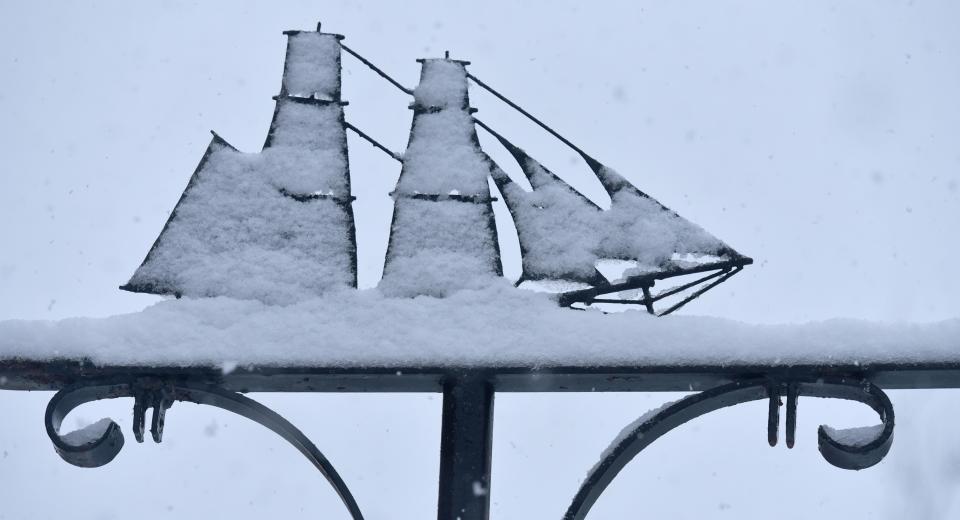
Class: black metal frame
5,22,945,520
3,359,959,519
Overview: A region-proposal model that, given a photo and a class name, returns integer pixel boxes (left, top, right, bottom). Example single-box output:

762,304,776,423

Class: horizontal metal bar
4,360,960,393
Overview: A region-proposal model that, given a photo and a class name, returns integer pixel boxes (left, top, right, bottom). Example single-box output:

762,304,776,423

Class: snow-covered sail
121,23,750,315
379,58,502,297
122,27,357,303
480,122,607,286
477,120,751,313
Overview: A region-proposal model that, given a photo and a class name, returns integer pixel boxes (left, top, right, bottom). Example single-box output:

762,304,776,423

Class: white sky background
0,1,959,519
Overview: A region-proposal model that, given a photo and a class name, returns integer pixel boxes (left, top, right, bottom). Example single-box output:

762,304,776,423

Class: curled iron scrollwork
44,377,365,520
565,377,895,520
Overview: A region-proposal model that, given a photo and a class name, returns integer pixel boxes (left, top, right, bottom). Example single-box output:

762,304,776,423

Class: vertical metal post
437,372,495,520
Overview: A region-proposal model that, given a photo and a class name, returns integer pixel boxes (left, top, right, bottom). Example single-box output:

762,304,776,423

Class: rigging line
657,267,742,317
466,72,599,165
340,43,414,95
471,117,498,138
345,122,403,162
473,118,536,163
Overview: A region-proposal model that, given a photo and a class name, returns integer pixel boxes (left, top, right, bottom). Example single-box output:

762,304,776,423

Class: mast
264,25,358,283
121,24,357,303
380,56,502,296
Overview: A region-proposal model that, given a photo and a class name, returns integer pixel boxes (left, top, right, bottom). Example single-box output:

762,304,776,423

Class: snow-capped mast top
411,55,470,110
393,57,491,197
279,23,344,101
263,25,352,197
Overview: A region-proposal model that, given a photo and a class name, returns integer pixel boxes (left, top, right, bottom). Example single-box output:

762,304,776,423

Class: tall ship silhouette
121,23,752,315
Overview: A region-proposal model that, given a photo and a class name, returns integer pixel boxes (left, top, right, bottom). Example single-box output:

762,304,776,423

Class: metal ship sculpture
121,23,752,315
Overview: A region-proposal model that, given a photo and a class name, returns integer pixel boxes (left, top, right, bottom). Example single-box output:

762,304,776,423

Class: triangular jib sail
477,118,750,313
465,74,751,314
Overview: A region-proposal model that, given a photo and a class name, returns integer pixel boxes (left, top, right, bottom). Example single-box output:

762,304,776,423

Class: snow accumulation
264,101,350,194
599,185,728,267
281,32,341,100
382,58,501,296
820,424,886,448
492,158,603,281
126,35,356,303
587,398,682,476
412,59,469,110
490,137,735,283
380,199,500,298
41,35,950,371
59,418,113,447
0,284,957,368
397,60,489,197
126,129,356,304
396,109,493,196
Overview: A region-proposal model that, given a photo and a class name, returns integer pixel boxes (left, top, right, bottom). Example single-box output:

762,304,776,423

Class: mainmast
122,24,357,303
380,56,502,296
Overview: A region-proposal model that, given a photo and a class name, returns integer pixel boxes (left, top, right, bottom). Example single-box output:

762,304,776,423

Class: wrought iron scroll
44,378,365,520
565,377,895,520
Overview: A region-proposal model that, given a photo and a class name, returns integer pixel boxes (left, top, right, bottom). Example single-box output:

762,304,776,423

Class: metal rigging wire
344,122,402,162
340,43,414,95
340,43,596,165
465,72,599,166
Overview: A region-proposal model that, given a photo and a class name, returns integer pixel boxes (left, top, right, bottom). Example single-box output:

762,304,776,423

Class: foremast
122,24,357,303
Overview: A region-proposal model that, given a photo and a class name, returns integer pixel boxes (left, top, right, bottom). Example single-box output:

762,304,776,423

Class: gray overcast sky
1,1,959,519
